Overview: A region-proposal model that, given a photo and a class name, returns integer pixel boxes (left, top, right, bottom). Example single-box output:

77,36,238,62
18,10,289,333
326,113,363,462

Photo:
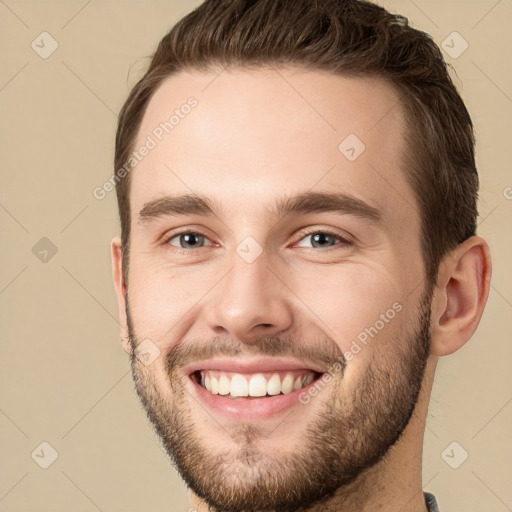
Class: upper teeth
200,370,315,397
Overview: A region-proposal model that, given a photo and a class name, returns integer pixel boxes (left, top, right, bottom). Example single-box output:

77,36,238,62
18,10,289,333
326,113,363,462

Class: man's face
120,68,432,511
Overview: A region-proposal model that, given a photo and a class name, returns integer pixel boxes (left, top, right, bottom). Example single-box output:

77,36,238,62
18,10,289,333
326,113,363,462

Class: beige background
0,1,511,511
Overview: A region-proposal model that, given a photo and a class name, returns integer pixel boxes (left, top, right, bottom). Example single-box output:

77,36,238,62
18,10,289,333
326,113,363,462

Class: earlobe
111,237,132,354
430,236,491,356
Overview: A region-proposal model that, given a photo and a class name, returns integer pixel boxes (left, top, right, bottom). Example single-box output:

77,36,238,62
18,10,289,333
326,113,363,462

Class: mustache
125,301,345,374
161,334,346,375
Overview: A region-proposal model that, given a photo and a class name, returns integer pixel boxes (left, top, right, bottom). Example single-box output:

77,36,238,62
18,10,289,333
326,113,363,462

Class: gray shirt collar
424,492,440,512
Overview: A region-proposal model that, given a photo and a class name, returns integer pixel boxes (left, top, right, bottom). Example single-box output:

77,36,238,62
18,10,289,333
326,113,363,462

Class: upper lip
184,357,326,375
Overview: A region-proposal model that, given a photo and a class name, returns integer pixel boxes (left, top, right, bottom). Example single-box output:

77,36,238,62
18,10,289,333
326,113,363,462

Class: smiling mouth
191,369,323,399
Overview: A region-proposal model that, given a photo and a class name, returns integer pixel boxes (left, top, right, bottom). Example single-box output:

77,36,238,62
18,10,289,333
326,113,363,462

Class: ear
430,236,492,356
111,237,132,354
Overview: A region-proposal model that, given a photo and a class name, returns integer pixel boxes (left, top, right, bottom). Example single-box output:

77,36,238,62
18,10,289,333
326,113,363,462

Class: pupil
313,233,332,247
182,233,201,248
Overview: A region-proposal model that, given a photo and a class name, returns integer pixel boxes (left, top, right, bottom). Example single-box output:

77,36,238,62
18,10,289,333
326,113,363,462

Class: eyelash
294,228,353,250
162,228,353,254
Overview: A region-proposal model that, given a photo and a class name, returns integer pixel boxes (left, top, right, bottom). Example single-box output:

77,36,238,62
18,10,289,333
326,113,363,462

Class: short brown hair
115,0,478,288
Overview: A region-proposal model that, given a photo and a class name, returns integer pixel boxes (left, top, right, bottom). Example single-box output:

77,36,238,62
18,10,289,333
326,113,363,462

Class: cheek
126,251,215,341
291,262,405,355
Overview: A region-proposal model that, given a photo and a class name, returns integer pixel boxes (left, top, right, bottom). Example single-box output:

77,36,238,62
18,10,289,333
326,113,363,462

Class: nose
205,249,293,343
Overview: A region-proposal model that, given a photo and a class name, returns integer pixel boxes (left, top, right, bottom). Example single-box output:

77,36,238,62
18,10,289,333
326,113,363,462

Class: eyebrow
138,191,382,224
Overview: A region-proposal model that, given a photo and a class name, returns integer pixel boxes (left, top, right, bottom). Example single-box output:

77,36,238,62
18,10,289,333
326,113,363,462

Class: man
111,0,491,511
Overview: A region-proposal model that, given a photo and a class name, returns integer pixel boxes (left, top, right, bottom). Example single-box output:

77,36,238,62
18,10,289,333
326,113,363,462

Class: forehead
130,67,417,230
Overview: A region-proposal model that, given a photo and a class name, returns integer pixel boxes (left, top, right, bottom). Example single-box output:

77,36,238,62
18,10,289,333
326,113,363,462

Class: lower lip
188,373,321,420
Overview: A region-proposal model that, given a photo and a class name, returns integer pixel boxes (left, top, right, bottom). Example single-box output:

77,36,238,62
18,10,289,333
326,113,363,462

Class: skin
112,67,491,511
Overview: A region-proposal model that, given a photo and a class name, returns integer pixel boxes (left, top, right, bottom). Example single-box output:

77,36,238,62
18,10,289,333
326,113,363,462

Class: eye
163,229,351,253
166,231,212,250
295,230,351,249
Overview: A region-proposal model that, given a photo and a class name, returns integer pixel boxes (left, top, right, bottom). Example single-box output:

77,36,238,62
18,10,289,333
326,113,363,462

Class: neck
189,357,437,512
